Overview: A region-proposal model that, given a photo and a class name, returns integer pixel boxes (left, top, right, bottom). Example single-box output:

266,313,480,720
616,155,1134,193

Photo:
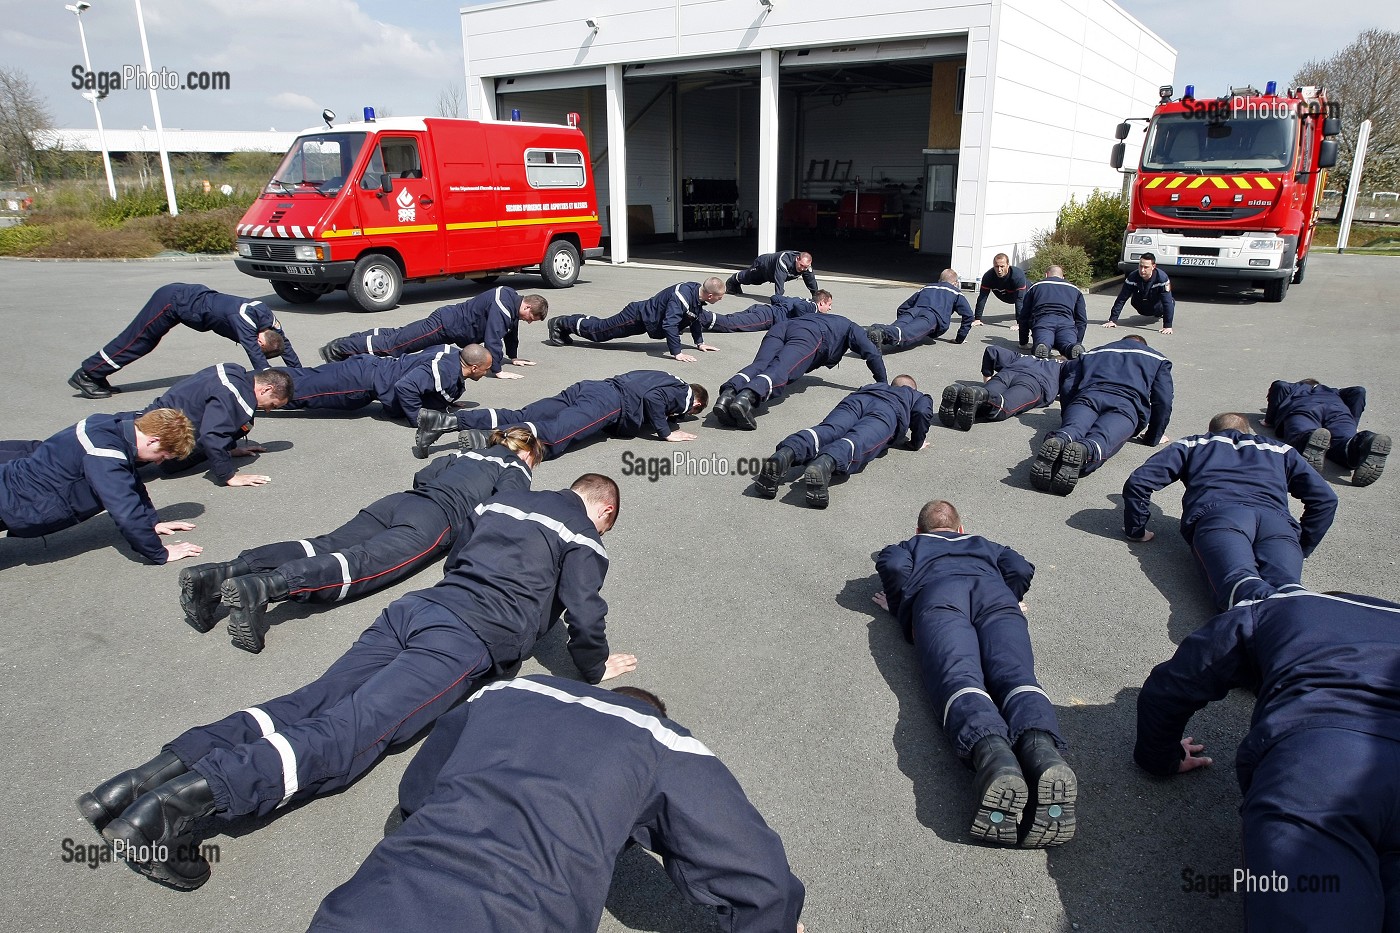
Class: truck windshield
267,132,367,195
1141,112,1296,173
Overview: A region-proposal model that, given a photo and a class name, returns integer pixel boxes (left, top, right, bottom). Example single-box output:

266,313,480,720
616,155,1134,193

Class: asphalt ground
1,251,1396,933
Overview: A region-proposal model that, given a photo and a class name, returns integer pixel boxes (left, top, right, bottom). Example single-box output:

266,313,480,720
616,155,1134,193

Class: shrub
135,205,243,253
0,222,54,256
1026,241,1092,288
22,220,162,259
94,188,170,227
1053,190,1129,278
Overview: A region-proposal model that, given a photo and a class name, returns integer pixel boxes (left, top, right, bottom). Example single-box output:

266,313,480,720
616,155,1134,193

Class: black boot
938,384,959,429
801,454,837,509
1300,427,1330,472
68,369,112,400
458,428,493,452
178,559,250,633
547,317,573,346
77,752,187,834
1050,441,1087,496
956,385,988,432
222,571,289,654
413,409,459,459
754,447,796,499
1015,730,1077,848
1033,342,1050,361
1352,431,1391,487
724,273,745,296
1030,436,1063,492
730,390,761,431
865,325,887,350
104,771,217,890
712,387,737,426
969,734,1027,846
318,340,351,363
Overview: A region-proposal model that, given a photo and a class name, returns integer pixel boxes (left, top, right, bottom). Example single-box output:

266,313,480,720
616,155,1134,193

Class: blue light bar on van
511,109,521,121
1184,85,1194,99
1265,80,1277,95
364,107,376,122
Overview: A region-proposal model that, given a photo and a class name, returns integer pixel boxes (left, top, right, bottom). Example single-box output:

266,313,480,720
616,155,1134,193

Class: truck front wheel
1262,275,1290,303
347,254,403,312
540,240,580,288
1292,254,1307,285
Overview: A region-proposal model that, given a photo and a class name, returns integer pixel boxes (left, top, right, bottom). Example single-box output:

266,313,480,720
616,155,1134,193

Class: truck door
354,134,444,277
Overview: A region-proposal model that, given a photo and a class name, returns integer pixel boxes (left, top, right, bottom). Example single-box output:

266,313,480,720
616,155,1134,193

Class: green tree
0,67,53,186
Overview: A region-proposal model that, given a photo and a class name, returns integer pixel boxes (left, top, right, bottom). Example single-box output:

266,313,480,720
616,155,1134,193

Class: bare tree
1295,29,1400,189
0,67,54,186
438,82,465,119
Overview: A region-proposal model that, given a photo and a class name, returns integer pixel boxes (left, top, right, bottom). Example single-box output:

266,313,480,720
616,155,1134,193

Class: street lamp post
132,0,178,216
65,1,117,200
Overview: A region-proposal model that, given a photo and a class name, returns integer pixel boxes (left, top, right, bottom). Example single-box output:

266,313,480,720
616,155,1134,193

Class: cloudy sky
1,0,1394,133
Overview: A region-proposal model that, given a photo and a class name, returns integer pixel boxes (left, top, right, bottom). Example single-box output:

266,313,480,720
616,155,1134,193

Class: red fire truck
235,112,603,312
1111,82,1340,302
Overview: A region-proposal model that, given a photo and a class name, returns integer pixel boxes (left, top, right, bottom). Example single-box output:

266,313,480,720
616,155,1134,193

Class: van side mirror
1317,139,1338,169
1110,142,1126,170
1114,122,1130,140
1322,117,1340,137
380,173,394,195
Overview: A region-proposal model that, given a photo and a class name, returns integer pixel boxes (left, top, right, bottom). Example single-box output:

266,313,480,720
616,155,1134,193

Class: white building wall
978,0,1174,271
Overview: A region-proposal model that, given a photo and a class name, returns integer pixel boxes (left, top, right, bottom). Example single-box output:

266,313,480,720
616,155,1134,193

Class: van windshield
1141,113,1296,173
267,132,368,195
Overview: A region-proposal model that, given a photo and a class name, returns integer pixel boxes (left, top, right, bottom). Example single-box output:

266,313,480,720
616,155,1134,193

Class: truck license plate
288,265,316,275
1177,257,1217,267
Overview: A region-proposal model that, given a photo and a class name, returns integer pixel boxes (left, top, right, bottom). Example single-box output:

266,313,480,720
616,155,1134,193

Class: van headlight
236,242,252,258
293,244,327,261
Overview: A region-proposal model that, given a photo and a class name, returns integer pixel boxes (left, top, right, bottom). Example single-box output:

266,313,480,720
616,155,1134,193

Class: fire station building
458,0,1174,279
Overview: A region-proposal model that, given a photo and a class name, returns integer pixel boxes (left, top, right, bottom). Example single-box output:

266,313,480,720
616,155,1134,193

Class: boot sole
1033,344,1050,361
804,482,829,508
1020,761,1078,848
938,385,958,428
956,386,985,432
222,580,268,654
104,818,211,890
731,405,758,431
1050,442,1085,496
970,771,1028,846
1030,437,1063,492
178,569,220,633
1354,434,1391,487
754,473,780,499
1302,428,1330,472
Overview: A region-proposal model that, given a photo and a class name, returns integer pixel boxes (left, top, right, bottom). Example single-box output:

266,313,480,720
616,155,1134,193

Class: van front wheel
348,254,403,312
540,240,580,288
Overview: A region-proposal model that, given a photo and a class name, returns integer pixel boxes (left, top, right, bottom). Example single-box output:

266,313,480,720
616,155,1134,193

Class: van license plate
288,265,316,275
1177,257,1217,266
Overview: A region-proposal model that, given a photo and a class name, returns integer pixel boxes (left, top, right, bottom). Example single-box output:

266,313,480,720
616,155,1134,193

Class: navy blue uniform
703,295,819,333
1266,380,1374,469
143,363,258,484
235,447,532,603
1123,429,1337,609
871,282,975,349
458,370,695,459
558,282,709,357
776,383,932,474
1109,267,1175,328
0,413,168,563
1136,589,1400,932
726,249,818,297
876,532,1062,759
1023,276,1087,357
310,676,804,933
326,287,523,375
78,283,299,378
164,488,613,819
721,313,887,401
282,346,465,425
977,346,1060,421
1052,339,1173,475
974,265,1029,336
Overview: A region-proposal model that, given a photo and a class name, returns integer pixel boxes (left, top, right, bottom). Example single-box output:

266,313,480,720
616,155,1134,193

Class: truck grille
244,242,302,261
1154,207,1265,222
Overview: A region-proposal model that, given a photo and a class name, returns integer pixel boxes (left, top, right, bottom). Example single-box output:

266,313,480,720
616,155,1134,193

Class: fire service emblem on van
396,187,416,223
